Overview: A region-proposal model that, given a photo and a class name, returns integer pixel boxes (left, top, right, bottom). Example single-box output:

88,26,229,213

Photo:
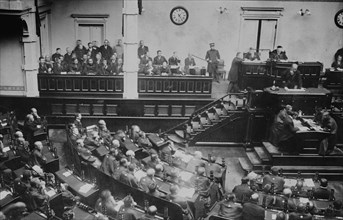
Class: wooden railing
138,75,212,97
38,74,124,98
239,61,323,90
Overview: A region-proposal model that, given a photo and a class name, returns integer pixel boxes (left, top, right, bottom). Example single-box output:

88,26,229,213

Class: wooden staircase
239,141,343,181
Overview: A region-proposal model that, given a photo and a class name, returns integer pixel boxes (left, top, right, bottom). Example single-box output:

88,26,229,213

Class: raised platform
239,141,343,180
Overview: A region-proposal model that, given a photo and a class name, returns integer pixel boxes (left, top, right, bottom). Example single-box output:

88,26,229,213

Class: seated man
159,140,175,162
288,203,312,220
94,190,118,219
281,63,302,89
68,58,82,74
243,47,260,61
166,168,181,185
23,114,42,149
139,51,153,73
147,182,165,198
75,139,100,168
232,177,253,202
185,151,206,173
168,51,181,74
97,120,112,146
100,148,119,178
331,54,343,71
206,156,223,180
242,193,265,220
126,150,140,167
117,195,139,220
154,164,165,179
269,45,288,61
82,58,99,75
262,167,285,193
153,50,168,67
139,168,156,192
184,53,196,75
190,167,211,193
291,180,308,198
38,57,48,74
113,158,128,180
52,57,65,74
270,105,300,153
145,154,161,170
313,178,332,200
166,185,186,205
217,193,242,220
16,137,30,163
332,200,343,217
84,131,101,149
31,141,47,167
158,61,171,76
74,113,83,135
119,164,139,189
321,111,338,155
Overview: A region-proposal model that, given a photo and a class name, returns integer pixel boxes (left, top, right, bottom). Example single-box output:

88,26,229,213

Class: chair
217,59,226,80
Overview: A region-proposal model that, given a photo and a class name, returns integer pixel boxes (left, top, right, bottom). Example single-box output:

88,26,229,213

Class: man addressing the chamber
281,63,303,89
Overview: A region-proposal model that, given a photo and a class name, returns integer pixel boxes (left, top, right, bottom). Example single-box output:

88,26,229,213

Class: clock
334,9,343,29
170,6,189,25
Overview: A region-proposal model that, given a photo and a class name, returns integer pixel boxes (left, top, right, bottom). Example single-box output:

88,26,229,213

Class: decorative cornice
71,14,109,19
0,86,25,91
241,7,284,12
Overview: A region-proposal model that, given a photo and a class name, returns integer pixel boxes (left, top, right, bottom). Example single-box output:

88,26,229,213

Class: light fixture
298,9,311,16
217,7,228,14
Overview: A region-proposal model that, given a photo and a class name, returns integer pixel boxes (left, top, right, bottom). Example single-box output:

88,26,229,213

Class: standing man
99,39,113,62
321,111,338,155
281,63,302,89
205,43,221,82
138,40,149,59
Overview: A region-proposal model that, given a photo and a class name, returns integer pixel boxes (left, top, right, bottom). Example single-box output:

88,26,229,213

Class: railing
239,61,323,90
38,74,124,98
138,75,212,97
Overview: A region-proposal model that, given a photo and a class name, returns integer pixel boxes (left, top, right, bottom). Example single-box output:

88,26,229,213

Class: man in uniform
31,141,47,167
313,178,332,200
100,148,119,178
205,43,221,82
262,167,285,193
190,167,211,193
242,193,265,220
232,177,253,202
288,203,312,220
217,193,243,220
139,168,156,192
119,164,139,189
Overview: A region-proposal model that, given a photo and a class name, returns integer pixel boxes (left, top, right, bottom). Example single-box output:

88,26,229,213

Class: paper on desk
299,197,309,203
2,147,10,152
79,183,93,194
174,151,193,163
62,170,72,177
284,179,297,188
179,171,192,182
45,189,56,197
304,178,315,188
0,190,12,199
285,88,306,92
134,170,146,182
177,187,195,198
114,201,124,212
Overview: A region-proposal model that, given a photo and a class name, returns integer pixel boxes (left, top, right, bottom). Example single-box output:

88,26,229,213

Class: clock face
170,6,189,25
334,9,343,29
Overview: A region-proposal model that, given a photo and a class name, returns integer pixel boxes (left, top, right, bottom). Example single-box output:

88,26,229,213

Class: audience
262,167,285,193
288,203,312,220
313,178,332,200
95,190,119,219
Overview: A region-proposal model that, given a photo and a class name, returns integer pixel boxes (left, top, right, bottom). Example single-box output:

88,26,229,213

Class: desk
323,69,343,91
0,190,18,209
55,168,99,206
264,87,332,115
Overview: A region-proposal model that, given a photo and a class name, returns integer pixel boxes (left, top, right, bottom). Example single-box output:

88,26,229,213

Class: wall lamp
298,9,311,16
217,7,228,14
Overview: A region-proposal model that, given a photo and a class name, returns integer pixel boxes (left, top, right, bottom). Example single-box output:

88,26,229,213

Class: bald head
34,141,43,150
147,206,157,216
112,139,120,148
251,193,259,202
146,168,155,177
197,167,206,176
194,151,202,159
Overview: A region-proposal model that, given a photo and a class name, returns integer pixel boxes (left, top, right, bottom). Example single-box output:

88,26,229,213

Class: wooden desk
55,168,99,206
264,87,332,115
323,69,343,91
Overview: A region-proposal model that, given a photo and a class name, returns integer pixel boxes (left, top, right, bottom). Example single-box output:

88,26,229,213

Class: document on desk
304,178,315,187
179,171,192,182
299,197,310,203
284,179,297,188
79,183,93,194
45,189,56,197
284,88,306,92
62,170,72,177
174,150,193,163
0,190,12,199
177,187,195,198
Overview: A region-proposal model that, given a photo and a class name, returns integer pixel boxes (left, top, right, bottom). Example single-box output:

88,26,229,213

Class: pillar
122,0,139,99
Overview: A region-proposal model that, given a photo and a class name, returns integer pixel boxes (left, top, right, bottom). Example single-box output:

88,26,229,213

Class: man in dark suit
205,42,221,82
100,148,119,178
228,52,244,93
321,111,338,154
262,167,285,193
288,203,312,220
99,39,113,61
64,47,74,65
139,168,156,192
73,40,87,61
184,53,196,75
137,40,149,59
31,141,47,167
281,63,302,89
118,195,138,220
313,178,332,200
38,57,48,74
217,193,243,220
190,166,211,193
242,193,265,220
153,50,168,67
52,48,63,62
232,177,253,202
114,158,129,180
270,45,288,61
243,47,260,61
119,164,140,189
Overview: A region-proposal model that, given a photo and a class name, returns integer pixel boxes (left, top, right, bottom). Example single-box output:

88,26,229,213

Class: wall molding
0,86,25,91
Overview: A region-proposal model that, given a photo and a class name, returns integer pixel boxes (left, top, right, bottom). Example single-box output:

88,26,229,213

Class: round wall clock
170,6,189,25
334,9,343,29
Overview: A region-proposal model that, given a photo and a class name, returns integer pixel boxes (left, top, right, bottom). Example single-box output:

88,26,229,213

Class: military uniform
232,183,253,202
262,174,285,193
139,176,155,192
205,47,220,81
119,171,140,189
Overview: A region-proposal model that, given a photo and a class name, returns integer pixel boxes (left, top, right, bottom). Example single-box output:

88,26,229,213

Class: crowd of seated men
38,39,124,75
0,109,82,219
207,166,343,220
65,115,228,219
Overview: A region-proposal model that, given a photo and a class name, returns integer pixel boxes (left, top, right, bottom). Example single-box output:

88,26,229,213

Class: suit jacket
232,184,253,202
269,50,288,60
153,56,168,66
38,63,48,74
138,46,149,59
218,201,243,220
168,56,181,66
73,46,87,61
99,45,113,61
53,63,65,74
228,57,243,82
270,109,299,146
52,53,63,62
68,63,82,73
139,176,155,192
281,69,302,89
313,187,331,200
184,57,196,74
64,53,73,65
119,171,139,189
31,149,47,167
242,201,265,220
100,154,118,178
243,52,260,61
262,174,285,193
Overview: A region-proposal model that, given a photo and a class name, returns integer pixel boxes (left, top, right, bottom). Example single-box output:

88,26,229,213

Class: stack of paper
134,170,146,182
179,171,192,182
79,183,93,194
304,178,315,188
177,187,195,198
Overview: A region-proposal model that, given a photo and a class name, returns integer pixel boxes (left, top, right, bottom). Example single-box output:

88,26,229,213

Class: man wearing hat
262,167,285,193
232,176,253,202
205,43,221,82
242,193,265,220
270,45,288,61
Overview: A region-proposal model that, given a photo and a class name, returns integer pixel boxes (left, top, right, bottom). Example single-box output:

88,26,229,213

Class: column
122,0,139,99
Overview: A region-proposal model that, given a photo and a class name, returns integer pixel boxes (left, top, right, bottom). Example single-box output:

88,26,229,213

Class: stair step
254,146,271,163
274,165,343,172
238,157,253,171
262,142,280,155
246,151,262,166
272,154,343,166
